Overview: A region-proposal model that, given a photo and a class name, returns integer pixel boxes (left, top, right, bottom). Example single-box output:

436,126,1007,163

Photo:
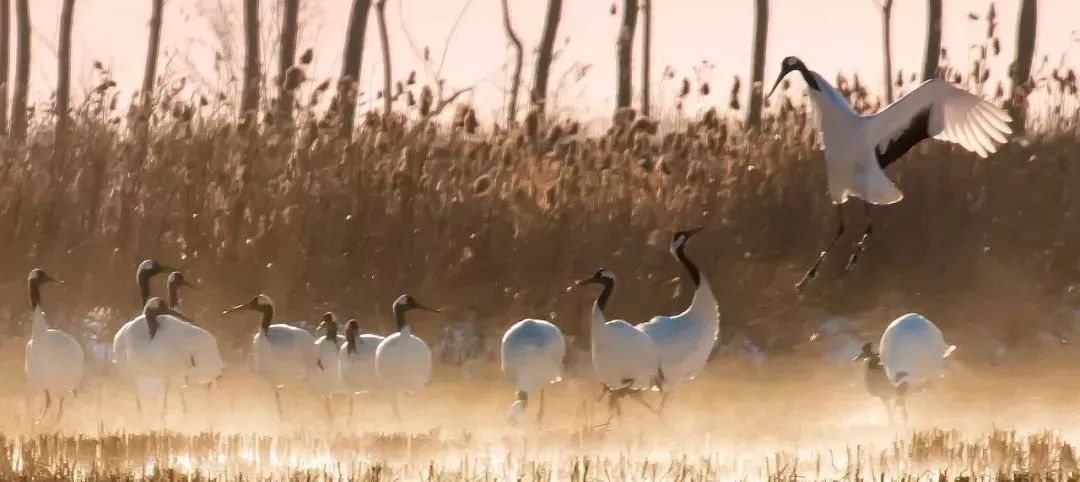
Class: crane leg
348,395,355,425
135,392,144,417
537,389,546,426
659,391,671,414
897,382,910,425
845,203,873,271
390,395,401,420
161,381,170,421
38,390,52,423
274,387,285,421
796,204,846,291
55,395,65,424
324,396,334,423
180,388,188,415
628,390,661,416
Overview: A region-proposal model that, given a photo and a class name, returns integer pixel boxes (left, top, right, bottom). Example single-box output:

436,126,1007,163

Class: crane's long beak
182,279,200,289
685,226,704,237
766,69,789,97
415,303,441,314
568,275,600,292
222,303,249,315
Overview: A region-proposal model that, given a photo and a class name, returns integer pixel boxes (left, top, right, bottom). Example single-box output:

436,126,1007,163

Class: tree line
0,0,1042,156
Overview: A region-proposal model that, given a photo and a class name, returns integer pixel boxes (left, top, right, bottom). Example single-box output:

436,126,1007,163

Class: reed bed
0,31,1076,353
0,428,1077,481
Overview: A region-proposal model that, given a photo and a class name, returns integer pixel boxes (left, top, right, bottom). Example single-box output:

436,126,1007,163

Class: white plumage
636,228,719,408
338,319,384,394
770,57,1012,290
339,318,385,423
879,313,955,387
165,271,224,389
374,294,440,418
223,294,318,419
574,269,661,422
772,57,1011,205
501,318,566,423
878,312,955,421
24,269,85,422
112,297,210,418
112,259,176,414
183,325,225,386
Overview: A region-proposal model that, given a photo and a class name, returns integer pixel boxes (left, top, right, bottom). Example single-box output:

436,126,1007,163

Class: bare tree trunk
1008,0,1036,134
879,0,894,103
500,0,523,126
9,0,27,143
277,0,299,125
136,0,164,162
0,0,10,136
339,0,372,136
54,0,74,164
747,0,768,129
375,0,391,117
530,0,562,119
921,0,942,80
615,0,638,110
640,0,651,116
241,0,261,126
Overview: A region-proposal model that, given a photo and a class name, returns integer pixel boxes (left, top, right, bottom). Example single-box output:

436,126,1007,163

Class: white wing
868,79,1012,162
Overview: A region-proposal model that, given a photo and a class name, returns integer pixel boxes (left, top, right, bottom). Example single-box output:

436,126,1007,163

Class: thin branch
434,0,476,79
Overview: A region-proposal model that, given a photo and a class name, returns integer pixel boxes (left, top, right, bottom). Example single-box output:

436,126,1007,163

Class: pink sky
23,0,1080,119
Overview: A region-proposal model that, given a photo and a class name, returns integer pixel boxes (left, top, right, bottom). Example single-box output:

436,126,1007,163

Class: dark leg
348,394,355,425
627,390,661,416
659,391,671,414
597,384,608,402
846,202,873,271
135,392,144,416
180,388,188,415
161,381,170,421
391,395,401,420
274,387,284,420
55,395,65,423
38,390,51,422
324,395,334,423
537,389,546,425
897,383,909,425
796,204,847,291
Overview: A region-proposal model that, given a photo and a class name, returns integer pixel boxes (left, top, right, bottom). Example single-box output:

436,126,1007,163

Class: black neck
257,305,273,334
137,271,152,307
673,243,702,288
796,66,821,91
595,278,614,312
868,354,882,369
326,323,339,344
147,311,160,338
167,283,180,309
28,279,41,311
345,330,357,352
394,305,409,332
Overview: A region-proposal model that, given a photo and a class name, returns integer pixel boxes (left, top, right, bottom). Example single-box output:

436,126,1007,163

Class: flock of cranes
20,56,1013,427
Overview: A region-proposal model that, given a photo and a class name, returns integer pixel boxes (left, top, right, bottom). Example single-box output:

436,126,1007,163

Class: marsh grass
0,428,1078,481
0,23,1076,353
